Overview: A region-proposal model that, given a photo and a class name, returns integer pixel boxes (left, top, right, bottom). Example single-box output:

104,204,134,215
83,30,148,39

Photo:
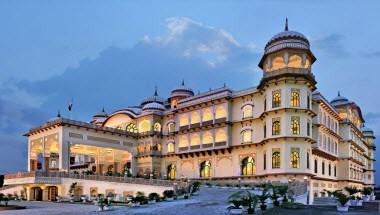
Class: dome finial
181,79,185,86
338,90,340,97
154,86,158,96
102,107,105,112
57,110,61,118
285,17,289,31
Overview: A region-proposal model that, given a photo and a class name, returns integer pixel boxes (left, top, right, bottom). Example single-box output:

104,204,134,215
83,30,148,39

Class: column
27,140,31,172
58,130,69,171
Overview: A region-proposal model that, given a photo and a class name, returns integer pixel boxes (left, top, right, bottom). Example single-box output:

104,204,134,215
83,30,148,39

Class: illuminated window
167,142,175,153
126,123,138,133
291,116,300,135
241,157,256,175
290,89,300,107
272,118,281,135
200,161,211,178
304,58,310,68
190,111,200,124
153,122,161,132
167,164,176,180
168,122,175,133
179,114,189,126
242,130,252,143
271,56,285,71
290,148,300,168
190,133,201,146
215,129,227,142
272,90,281,108
202,108,213,122
215,106,226,119
242,105,253,119
139,120,151,133
288,54,302,68
202,131,213,144
272,149,281,169
179,135,189,147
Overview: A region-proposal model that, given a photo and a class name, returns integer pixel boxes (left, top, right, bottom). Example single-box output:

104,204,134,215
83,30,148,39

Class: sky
0,0,380,184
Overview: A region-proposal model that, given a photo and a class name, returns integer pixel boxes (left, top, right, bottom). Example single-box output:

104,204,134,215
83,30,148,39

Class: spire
154,86,158,96
102,107,105,113
338,90,340,97
285,17,289,31
181,79,185,86
57,110,61,118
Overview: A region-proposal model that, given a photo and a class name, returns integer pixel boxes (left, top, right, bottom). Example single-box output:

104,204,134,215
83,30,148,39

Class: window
242,105,253,119
241,157,256,175
167,164,176,180
272,90,281,108
288,55,302,68
215,129,227,143
168,122,175,133
263,152,267,170
179,114,189,126
264,98,267,111
167,142,175,153
272,149,281,169
290,148,300,168
202,108,213,122
190,111,200,124
190,133,201,146
334,165,336,177
307,93,311,109
179,135,189,147
154,122,161,132
202,131,213,144
139,120,151,133
291,116,300,135
272,118,281,135
291,89,300,107
215,106,226,119
314,159,318,173
307,151,310,169
307,120,311,136
328,164,331,176
322,161,325,175
264,124,267,138
242,130,252,143
126,123,138,133
200,161,211,178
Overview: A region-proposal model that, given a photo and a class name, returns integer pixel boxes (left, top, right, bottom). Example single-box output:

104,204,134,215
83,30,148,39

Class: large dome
142,102,166,112
141,87,166,106
331,91,350,106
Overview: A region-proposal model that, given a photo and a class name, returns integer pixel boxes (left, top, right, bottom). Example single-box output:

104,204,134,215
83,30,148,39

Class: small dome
362,126,373,133
93,108,108,118
171,80,194,98
91,108,108,125
331,91,350,106
142,102,166,112
141,87,166,106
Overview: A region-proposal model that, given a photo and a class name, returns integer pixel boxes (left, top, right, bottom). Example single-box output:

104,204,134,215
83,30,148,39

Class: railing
5,171,178,187
263,68,314,79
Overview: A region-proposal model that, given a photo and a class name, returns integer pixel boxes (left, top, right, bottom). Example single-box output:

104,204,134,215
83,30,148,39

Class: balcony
263,68,314,79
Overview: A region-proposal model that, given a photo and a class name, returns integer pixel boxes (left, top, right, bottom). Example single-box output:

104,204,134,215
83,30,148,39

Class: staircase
313,197,337,206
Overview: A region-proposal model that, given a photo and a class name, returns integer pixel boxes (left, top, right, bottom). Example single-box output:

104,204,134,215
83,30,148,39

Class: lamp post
238,177,241,188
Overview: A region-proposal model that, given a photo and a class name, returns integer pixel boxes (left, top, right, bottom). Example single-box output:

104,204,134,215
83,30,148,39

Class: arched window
202,131,213,144
242,105,253,119
179,135,189,147
271,56,285,71
288,54,302,68
190,111,200,124
167,122,175,133
200,161,212,178
272,90,281,108
241,157,256,175
290,89,300,107
167,164,176,180
202,108,213,122
291,116,300,135
154,122,161,132
215,129,227,143
272,150,281,169
179,114,189,126
241,130,252,143
167,142,175,153
215,106,226,119
190,133,201,146
272,118,281,135
314,159,318,173
322,161,325,174
138,144,145,153
126,123,138,133
139,120,151,133
290,148,300,168
328,163,331,176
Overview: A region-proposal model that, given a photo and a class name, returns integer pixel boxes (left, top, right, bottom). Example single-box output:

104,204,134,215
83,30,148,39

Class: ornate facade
23,21,376,203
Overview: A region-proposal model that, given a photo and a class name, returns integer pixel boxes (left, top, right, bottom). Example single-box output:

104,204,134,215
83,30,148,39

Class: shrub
148,193,160,201
163,190,175,199
363,187,373,196
191,181,201,193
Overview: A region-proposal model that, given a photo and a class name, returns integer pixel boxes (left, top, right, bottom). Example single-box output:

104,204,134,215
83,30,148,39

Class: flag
68,98,73,112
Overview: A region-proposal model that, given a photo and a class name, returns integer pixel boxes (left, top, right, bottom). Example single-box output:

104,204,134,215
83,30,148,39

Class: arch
179,114,189,126
241,130,252,143
242,105,253,118
215,129,227,142
139,120,151,133
47,186,58,201
215,106,226,119
241,156,256,175
288,54,302,68
290,148,300,168
167,122,175,133
202,108,213,122
179,135,189,147
190,133,201,146
167,164,176,180
272,90,281,108
154,122,161,132
272,150,281,169
202,131,213,144
126,123,138,133
200,160,212,178
272,119,281,135
271,56,285,71
215,157,233,177
291,116,300,135
167,142,175,153
103,113,134,128
31,187,43,201
291,88,300,107
190,111,200,124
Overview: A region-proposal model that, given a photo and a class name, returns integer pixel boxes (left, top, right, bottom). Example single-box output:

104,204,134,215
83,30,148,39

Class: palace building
3,20,376,203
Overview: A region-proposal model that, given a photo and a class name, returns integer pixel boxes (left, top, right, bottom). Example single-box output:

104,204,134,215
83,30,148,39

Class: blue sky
1,0,380,184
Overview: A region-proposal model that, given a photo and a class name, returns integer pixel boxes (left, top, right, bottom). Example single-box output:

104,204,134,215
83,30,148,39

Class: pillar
58,130,69,171
26,187,32,201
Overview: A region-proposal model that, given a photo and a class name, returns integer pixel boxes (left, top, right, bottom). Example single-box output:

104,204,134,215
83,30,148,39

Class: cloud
0,17,260,173
313,34,350,58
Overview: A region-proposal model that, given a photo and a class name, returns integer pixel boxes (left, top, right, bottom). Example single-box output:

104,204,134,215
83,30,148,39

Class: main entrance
31,187,42,201
47,186,58,201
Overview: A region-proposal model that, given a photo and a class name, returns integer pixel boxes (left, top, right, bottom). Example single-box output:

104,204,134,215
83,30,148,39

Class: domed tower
258,19,316,183
90,108,108,126
169,80,194,108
